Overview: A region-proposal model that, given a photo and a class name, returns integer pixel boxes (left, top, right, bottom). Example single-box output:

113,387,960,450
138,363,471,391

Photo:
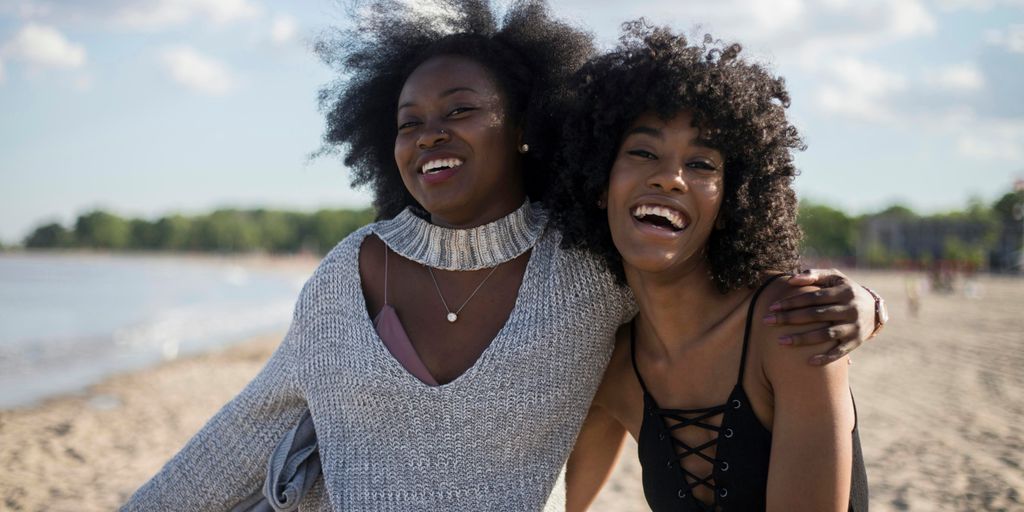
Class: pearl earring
518,143,529,153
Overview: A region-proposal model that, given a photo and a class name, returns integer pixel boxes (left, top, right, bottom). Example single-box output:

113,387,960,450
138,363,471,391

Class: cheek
695,178,723,205
394,135,413,170
696,180,725,229
486,111,504,128
605,162,632,206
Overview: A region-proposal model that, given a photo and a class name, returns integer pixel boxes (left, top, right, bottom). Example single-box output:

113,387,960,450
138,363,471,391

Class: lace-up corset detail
631,319,769,512
652,400,729,507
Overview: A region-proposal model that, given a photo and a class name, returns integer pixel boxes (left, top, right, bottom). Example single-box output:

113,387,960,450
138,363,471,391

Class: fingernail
778,335,792,345
769,303,781,312
763,314,777,325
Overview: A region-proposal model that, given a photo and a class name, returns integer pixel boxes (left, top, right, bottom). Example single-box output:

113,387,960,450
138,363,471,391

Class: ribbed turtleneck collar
372,200,548,271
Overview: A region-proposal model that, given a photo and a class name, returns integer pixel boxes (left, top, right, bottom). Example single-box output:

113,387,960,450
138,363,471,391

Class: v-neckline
354,227,542,390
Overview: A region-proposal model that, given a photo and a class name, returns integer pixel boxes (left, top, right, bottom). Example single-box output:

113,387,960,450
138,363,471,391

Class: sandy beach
1,270,1022,511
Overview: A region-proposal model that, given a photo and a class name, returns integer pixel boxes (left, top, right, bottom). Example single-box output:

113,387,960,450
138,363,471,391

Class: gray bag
232,410,321,512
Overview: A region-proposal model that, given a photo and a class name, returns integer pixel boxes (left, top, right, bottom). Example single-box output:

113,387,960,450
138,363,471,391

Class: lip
415,151,465,174
414,151,465,185
628,195,691,235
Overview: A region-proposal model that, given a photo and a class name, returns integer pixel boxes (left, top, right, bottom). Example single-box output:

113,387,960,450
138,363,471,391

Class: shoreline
0,249,322,274
0,333,285,510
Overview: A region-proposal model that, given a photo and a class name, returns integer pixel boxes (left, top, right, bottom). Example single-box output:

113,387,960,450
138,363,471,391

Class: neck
429,191,527,229
625,259,742,358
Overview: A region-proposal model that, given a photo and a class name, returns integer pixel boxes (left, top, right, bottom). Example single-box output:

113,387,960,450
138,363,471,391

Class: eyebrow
624,125,663,139
398,86,480,111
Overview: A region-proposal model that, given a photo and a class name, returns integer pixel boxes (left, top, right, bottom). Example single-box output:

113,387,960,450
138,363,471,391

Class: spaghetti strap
628,321,653,396
737,274,789,383
383,243,389,305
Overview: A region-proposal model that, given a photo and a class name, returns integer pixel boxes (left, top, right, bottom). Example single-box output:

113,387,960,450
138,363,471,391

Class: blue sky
1,0,1022,244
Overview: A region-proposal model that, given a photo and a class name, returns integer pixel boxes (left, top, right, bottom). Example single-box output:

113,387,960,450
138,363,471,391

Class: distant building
857,211,999,270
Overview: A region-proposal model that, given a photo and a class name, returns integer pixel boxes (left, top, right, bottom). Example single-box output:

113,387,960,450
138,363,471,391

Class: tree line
12,187,1024,270
21,208,375,255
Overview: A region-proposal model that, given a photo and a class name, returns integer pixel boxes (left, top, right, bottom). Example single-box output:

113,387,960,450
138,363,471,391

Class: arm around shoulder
758,282,857,512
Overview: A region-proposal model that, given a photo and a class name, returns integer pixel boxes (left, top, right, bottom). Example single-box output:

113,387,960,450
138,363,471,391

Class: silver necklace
426,264,501,323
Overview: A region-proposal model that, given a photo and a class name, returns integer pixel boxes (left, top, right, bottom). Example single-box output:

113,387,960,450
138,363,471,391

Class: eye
687,160,720,172
397,120,420,131
626,149,657,160
448,106,476,117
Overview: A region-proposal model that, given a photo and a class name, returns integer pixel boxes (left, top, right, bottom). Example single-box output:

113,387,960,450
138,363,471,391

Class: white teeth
421,158,464,174
631,204,687,230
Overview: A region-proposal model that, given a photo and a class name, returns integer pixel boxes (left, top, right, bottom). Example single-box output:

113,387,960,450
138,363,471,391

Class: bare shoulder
752,278,849,387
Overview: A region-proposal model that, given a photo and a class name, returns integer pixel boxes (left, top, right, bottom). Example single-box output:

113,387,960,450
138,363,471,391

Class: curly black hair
315,0,594,219
548,21,805,292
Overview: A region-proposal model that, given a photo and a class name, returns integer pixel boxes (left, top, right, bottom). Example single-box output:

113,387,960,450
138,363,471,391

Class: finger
777,323,858,346
764,304,856,326
787,268,848,288
808,339,862,366
769,286,856,312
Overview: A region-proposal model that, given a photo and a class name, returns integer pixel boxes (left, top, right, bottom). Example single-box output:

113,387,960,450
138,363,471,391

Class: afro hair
548,21,806,292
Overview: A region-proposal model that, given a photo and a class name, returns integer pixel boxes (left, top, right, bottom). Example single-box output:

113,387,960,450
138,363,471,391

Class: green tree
129,219,161,249
797,201,856,259
74,210,131,249
306,209,375,253
193,210,261,252
25,223,73,248
153,215,194,250
253,210,304,253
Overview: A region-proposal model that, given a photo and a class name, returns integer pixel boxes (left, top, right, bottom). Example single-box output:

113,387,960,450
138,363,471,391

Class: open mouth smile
420,157,464,174
630,204,689,232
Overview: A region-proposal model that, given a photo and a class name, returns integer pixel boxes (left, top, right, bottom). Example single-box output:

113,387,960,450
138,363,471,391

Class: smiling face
394,55,526,227
606,111,725,280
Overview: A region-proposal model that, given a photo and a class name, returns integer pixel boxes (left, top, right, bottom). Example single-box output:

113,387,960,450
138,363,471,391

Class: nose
647,162,688,194
417,126,450,149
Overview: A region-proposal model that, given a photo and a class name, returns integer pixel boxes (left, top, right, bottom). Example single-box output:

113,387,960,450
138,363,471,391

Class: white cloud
749,0,805,32
2,23,86,69
160,46,234,95
986,24,1024,54
114,0,261,29
955,119,1024,161
3,1,54,19
887,1,938,37
935,0,1024,11
926,63,985,92
815,57,908,121
270,14,298,44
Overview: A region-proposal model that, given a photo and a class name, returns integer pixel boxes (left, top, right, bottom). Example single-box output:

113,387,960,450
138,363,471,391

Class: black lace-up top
631,276,869,511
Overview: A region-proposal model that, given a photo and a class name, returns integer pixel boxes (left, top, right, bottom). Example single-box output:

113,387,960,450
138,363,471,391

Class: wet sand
1,271,1021,511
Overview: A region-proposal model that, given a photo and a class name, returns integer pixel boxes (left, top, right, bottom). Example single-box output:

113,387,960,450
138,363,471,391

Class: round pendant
446,312,458,323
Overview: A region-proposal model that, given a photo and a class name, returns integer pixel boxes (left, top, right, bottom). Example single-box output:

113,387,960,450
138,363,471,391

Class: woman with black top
555,23,869,511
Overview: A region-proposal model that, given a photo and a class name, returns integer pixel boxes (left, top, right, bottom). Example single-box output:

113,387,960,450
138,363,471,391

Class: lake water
0,253,311,409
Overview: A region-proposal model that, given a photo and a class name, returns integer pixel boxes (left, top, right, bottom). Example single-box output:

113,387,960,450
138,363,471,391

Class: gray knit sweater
124,218,634,511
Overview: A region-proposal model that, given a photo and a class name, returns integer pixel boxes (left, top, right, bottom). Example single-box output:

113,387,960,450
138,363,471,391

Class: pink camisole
373,247,439,386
